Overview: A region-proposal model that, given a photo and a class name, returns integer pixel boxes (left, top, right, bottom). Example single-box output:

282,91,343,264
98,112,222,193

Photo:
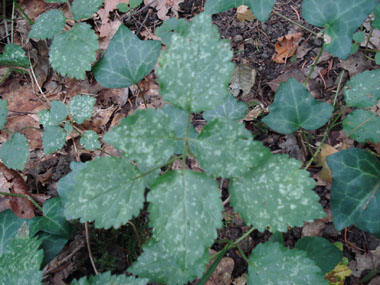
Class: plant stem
0,191,43,212
272,10,319,36
13,0,33,25
0,69,10,85
236,244,250,263
182,112,191,169
11,0,15,43
301,129,314,157
85,222,98,275
134,155,183,180
304,44,324,86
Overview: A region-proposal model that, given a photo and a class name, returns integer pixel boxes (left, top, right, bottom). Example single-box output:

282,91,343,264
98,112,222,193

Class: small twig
289,5,300,21
272,10,319,37
128,221,142,254
85,222,98,275
136,8,151,35
11,0,15,43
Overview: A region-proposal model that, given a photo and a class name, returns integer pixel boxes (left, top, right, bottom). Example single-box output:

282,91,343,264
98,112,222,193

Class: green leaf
203,96,248,121
0,99,8,130
130,170,223,284
326,148,380,237
29,10,66,40
71,271,148,284
0,133,29,170
50,100,68,124
262,78,333,134
376,52,380,65
64,120,73,135
155,18,191,46
190,119,271,177
42,126,66,154
93,25,161,88
295,236,342,275
230,155,325,232
248,242,327,284
0,43,29,68
157,13,234,113
38,109,53,126
344,70,380,108
103,109,177,168
204,0,276,22
49,23,98,79
343,109,380,143
372,4,380,30
0,225,43,285
302,0,378,59
352,31,365,43
137,161,160,189
64,157,145,229
68,95,96,124
80,130,101,150
72,0,104,20
38,232,68,267
116,3,130,12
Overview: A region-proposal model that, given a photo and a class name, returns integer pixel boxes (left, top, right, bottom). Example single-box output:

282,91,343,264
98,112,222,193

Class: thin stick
128,221,142,254
272,10,319,36
11,0,15,43
85,222,98,275
2,0,10,44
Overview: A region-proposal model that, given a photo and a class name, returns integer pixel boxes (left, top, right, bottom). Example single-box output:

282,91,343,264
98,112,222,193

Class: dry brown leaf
272,32,302,64
236,5,255,22
144,0,184,20
315,144,338,183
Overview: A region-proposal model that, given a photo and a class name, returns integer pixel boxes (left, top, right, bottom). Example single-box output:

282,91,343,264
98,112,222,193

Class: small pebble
234,35,243,42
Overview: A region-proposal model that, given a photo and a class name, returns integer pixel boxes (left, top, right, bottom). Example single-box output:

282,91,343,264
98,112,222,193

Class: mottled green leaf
38,109,52,126
230,155,325,232
262,78,333,134
103,109,177,168
343,109,380,143
68,95,96,124
0,43,29,68
295,237,342,275
0,99,8,130
248,242,327,284
50,23,98,79
29,10,65,40
204,0,276,22
203,96,248,121
80,130,100,151
326,149,380,237
42,126,66,154
190,119,271,177
302,0,378,59
130,170,223,284
93,25,161,88
71,271,148,284
156,18,191,46
64,120,73,135
50,100,67,124
344,70,380,108
0,133,29,170
64,157,145,229
157,13,234,112
72,0,104,20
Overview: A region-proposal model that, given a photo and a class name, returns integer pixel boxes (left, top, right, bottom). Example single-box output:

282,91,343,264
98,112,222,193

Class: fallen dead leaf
315,144,338,183
230,64,257,98
325,262,352,285
350,246,380,277
144,0,184,20
272,32,302,64
237,5,255,22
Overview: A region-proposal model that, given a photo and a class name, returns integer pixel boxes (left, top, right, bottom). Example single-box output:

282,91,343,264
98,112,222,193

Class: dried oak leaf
237,5,255,22
272,32,302,64
144,0,184,20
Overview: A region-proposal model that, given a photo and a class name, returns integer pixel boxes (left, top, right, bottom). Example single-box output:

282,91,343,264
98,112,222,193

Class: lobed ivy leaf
42,126,66,154
0,133,29,170
80,130,101,151
203,95,248,121
343,110,380,143
64,157,145,229
103,109,177,169
0,43,29,68
72,0,105,20
230,155,325,232
38,232,68,267
248,242,327,284
68,95,96,124
130,170,223,284
155,18,191,46
71,271,148,285
344,70,380,108
0,99,8,130
190,119,271,178
93,25,161,88
326,148,380,237
204,0,276,22
262,78,333,134
157,13,234,113
29,10,66,40
49,23,98,79
302,0,378,59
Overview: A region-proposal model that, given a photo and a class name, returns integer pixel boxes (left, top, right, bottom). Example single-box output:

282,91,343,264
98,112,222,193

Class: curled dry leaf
315,144,338,183
237,5,255,22
144,0,184,20
272,32,302,64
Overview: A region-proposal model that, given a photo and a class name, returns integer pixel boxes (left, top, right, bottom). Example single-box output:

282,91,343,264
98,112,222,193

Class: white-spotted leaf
80,130,101,151
0,99,8,130
0,133,29,170
42,126,66,154
64,120,73,135
68,95,96,124
0,43,29,68
50,100,67,124
29,10,65,40
203,95,248,121
71,271,148,285
155,18,191,46
343,110,380,143
72,0,104,20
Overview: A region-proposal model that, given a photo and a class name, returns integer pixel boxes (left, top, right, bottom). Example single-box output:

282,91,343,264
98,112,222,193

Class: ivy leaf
38,232,68,267
64,157,145,229
372,4,380,30
157,13,234,113
0,133,29,170
71,271,148,284
326,148,380,237
344,70,380,108
230,155,325,232
130,170,223,284
248,242,327,284
72,0,105,20
0,99,8,130
0,43,29,68
262,78,333,134
343,110,380,143
68,95,96,124
80,130,100,151
156,18,191,46
103,109,177,169
204,0,276,22
29,10,66,40
302,0,378,59
190,119,271,178
49,23,98,79
295,236,342,275
93,25,161,88
203,96,248,121
42,126,66,154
